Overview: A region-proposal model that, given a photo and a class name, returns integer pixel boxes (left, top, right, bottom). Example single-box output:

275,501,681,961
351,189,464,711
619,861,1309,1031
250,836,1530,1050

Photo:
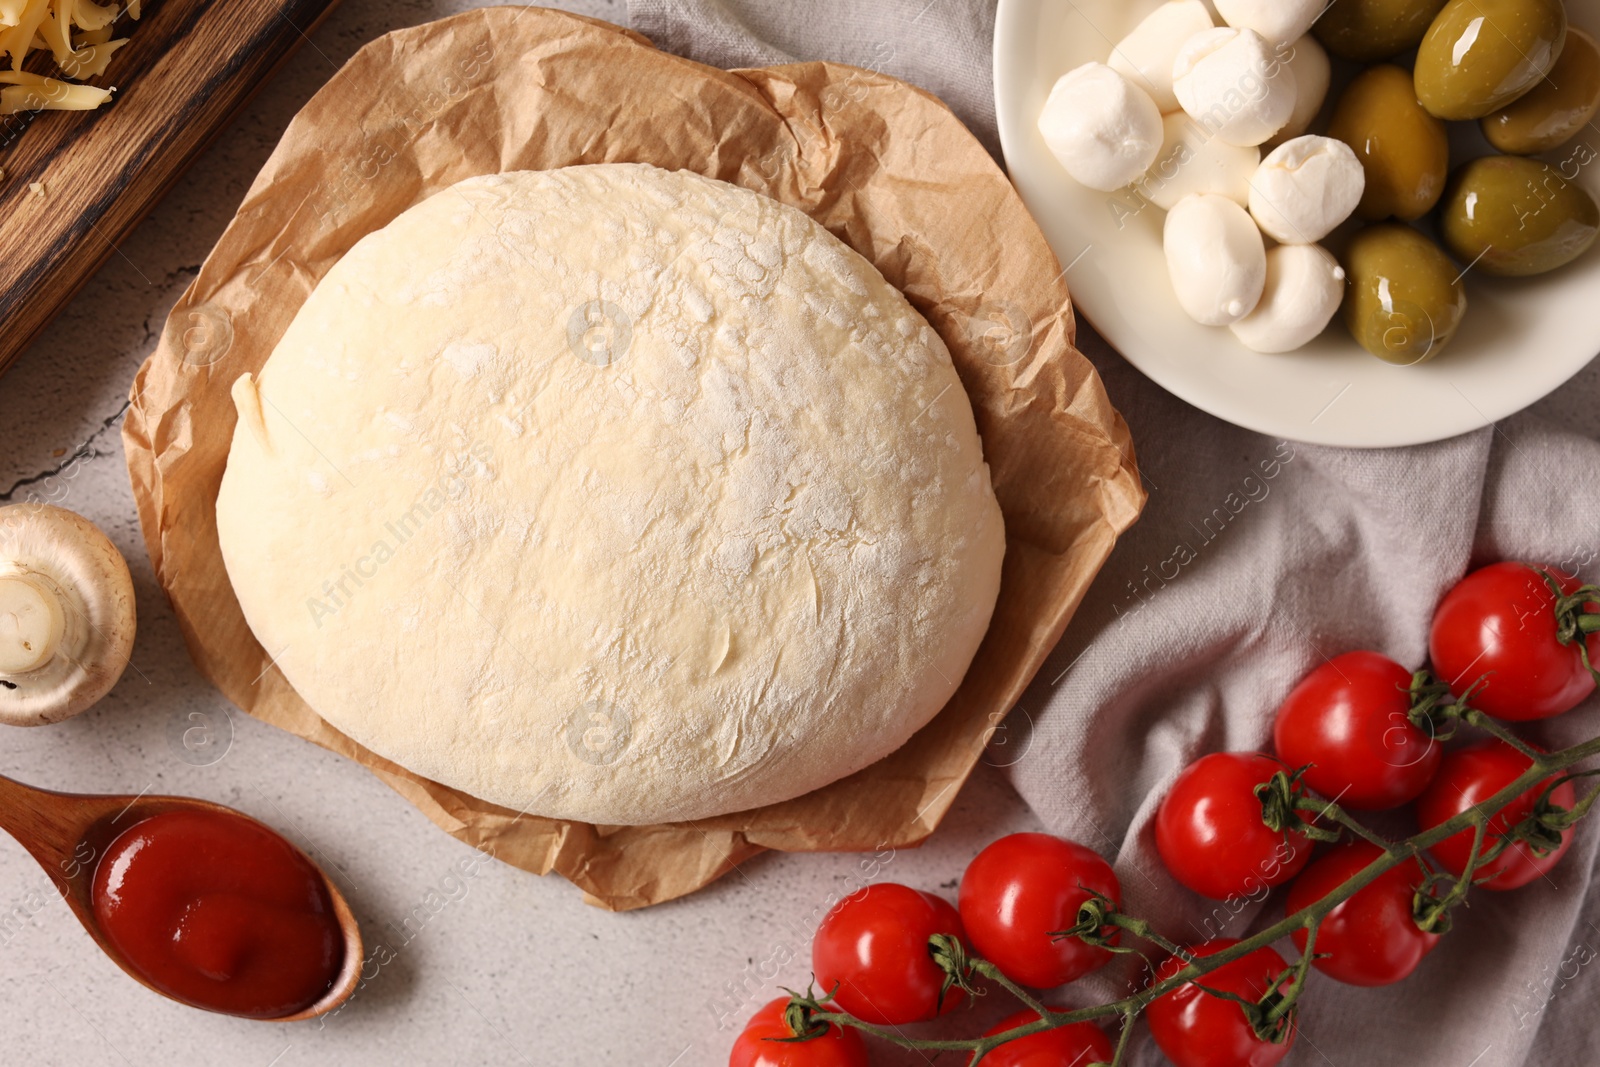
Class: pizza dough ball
216,164,1006,826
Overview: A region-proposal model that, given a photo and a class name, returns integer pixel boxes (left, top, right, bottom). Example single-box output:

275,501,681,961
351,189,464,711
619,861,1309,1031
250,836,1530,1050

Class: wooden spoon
0,773,362,1021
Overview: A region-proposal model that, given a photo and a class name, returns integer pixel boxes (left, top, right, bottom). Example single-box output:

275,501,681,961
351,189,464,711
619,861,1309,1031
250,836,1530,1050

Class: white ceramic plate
993,0,1600,448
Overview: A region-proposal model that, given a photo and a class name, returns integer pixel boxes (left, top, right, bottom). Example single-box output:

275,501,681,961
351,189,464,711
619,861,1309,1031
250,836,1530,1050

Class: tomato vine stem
1298,794,1394,852
791,730,1600,1058
1461,708,1542,759
1098,1009,1136,1067
1405,669,1547,759
1099,910,1186,960
969,958,1052,1022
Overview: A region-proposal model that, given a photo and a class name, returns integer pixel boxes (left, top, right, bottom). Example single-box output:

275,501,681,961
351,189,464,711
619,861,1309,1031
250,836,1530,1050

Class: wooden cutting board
0,0,344,381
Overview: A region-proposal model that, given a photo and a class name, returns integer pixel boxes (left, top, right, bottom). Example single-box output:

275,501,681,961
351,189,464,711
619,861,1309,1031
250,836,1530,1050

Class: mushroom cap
0,504,137,726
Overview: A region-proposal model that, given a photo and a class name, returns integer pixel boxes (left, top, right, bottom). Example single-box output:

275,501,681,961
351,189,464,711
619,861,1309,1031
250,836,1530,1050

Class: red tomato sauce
90,808,344,1018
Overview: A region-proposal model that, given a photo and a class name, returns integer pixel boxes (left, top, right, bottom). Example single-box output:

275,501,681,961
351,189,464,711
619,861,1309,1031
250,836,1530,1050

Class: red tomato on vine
1147,940,1298,1067
1430,562,1600,721
811,883,966,1025
1417,740,1578,890
1272,650,1441,809
967,1008,1113,1066
1286,840,1439,986
729,998,868,1067
1155,753,1315,900
958,833,1121,988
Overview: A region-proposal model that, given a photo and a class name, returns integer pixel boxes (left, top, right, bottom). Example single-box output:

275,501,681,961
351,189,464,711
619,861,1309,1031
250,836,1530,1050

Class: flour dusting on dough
214,164,1005,826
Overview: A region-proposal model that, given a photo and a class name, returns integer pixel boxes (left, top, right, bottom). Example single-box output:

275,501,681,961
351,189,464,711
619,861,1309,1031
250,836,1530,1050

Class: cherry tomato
1416,739,1577,890
1146,940,1297,1067
1430,562,1600,721
1272,651,1441,809
1155,753,1313,900
812,883,966,1025
729,998,869,1067
1285,840,1439,987
967,1007,1114,1066
958,833,1120,988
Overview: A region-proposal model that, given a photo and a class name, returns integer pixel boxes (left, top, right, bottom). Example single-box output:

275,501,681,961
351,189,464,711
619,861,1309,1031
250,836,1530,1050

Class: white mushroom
0,505,136,726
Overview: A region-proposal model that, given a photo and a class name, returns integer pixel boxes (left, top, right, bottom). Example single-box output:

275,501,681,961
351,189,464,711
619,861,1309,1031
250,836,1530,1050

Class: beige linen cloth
630,2,1600,1064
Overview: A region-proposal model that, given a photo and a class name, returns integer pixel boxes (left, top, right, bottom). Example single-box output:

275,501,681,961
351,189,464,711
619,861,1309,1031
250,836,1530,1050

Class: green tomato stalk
1538,569,1600,689
784,725,1600,1064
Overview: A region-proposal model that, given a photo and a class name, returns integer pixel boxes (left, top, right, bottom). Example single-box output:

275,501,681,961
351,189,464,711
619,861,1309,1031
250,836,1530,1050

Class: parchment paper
121,6,1144,910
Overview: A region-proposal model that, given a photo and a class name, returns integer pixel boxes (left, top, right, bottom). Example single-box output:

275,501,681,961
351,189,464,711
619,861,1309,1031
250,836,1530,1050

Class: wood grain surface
0,0,344,381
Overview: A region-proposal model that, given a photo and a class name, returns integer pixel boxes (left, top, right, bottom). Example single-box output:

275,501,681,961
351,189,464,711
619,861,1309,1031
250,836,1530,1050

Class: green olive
1314,0,1450,62
1482,28,1600,154
1342,224,1468,365
1415,0,1568,120
1439,156,1600,277
1328,66,1452,222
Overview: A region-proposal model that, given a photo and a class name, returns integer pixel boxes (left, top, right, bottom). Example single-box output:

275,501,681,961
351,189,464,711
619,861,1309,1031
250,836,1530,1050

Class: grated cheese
0,0,137,116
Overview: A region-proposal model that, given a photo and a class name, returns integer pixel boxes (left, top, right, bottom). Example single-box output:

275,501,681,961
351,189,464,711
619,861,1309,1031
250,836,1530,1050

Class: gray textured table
9,3,1600,1066
0,2,1043,1064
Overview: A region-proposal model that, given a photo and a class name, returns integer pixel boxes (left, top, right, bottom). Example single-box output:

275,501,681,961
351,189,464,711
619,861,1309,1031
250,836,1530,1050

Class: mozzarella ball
1249,136,1366,244
1214,0,1322,45
1140,112,1261,210
1164,194,1267,326
1173,27,1298,147
1231,244,1346,353
1268,36,1331,146
1108,1,1216,113
1038,63,1164,192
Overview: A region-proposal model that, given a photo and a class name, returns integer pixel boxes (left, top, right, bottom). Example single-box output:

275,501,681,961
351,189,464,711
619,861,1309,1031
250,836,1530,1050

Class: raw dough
215,164,1006,826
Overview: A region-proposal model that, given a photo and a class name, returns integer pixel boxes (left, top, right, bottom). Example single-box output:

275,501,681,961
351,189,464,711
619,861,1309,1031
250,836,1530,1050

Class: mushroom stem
0,571,66,676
